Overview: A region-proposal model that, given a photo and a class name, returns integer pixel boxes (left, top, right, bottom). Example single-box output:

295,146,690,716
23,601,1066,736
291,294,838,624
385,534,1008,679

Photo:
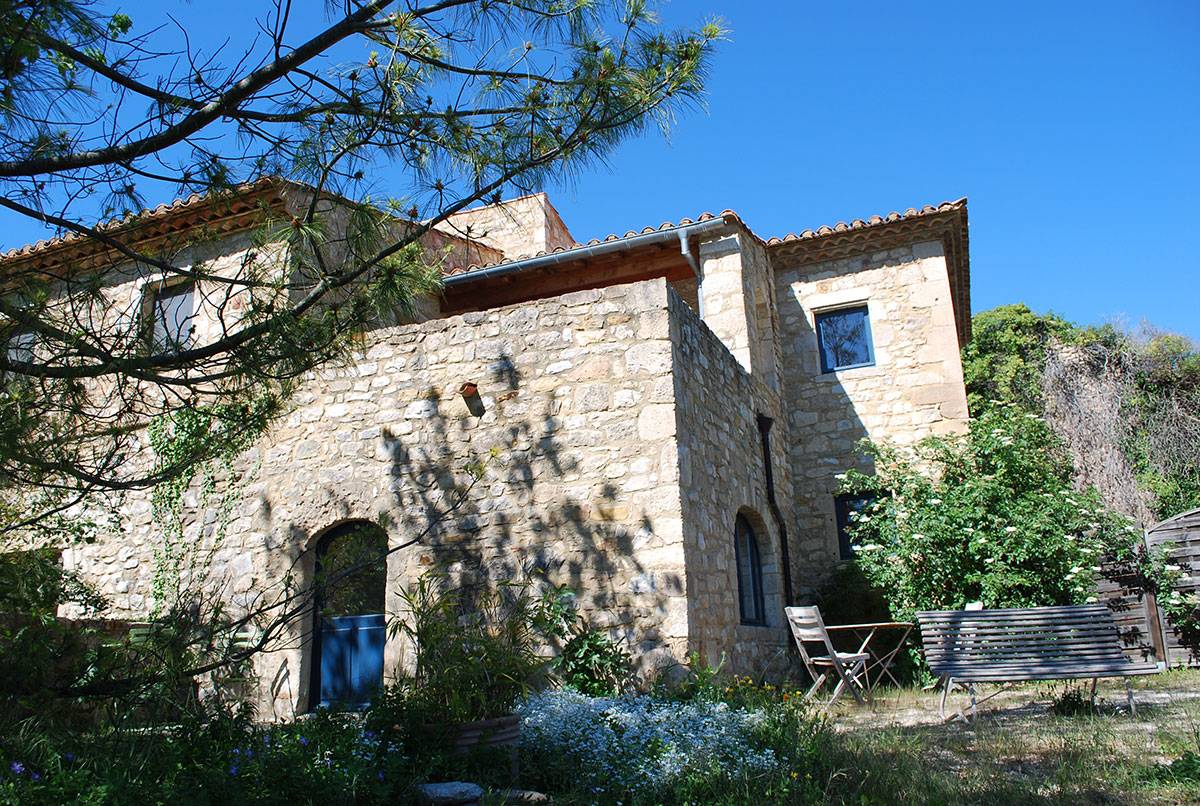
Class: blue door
319,613,386,709
311,522,389,710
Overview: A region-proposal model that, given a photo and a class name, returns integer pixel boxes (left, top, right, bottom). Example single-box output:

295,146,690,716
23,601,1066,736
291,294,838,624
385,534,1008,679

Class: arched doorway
309,521,388,710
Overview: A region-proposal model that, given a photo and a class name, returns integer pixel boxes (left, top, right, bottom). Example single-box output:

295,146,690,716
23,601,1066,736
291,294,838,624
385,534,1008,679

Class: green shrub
840,404,1142,619
556,625,633,697
384,572,556,727
0,705,428,805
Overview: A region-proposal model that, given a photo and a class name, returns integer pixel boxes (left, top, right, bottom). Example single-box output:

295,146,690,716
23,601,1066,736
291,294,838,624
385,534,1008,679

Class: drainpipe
677,230,705,319
756,413,794,606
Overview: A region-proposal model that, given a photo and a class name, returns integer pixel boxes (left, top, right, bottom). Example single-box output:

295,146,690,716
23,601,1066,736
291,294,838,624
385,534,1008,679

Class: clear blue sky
551,1,1199,340
7,1,1197,339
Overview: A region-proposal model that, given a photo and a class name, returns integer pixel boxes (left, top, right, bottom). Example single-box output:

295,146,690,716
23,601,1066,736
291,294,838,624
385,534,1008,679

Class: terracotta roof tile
0,177,282,263
764,199,967,246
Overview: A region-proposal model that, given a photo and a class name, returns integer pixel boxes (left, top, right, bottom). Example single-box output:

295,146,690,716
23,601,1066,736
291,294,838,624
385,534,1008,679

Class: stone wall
669,289,794,677
66,277,692,718
772,240,970,589
437,193,576,258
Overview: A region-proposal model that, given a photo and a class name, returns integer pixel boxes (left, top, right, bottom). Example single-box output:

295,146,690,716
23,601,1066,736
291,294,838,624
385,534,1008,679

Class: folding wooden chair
784,606,871,708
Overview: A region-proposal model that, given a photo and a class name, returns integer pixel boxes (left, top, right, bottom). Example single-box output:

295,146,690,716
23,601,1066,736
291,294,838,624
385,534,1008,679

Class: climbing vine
147,393,279,612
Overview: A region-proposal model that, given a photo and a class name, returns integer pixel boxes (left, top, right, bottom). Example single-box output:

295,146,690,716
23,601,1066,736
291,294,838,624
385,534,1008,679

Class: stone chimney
435,192,575,260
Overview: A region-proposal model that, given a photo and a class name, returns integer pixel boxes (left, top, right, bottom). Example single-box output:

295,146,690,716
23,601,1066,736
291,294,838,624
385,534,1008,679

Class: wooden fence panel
1146,507,1200,667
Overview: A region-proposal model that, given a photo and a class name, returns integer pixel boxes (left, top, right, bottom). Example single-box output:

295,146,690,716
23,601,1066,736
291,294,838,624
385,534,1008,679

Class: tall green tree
0,0,724,526
959,303,1077,416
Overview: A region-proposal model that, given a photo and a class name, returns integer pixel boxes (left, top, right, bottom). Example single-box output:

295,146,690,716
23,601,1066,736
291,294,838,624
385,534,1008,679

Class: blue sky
550,1,1198,339
6,1,1197,338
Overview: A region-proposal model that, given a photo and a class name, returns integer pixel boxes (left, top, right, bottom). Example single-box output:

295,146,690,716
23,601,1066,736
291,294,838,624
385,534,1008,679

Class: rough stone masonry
10,184,972,718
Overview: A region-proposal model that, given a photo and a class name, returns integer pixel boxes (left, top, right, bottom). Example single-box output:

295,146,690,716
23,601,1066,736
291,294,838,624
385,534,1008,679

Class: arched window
734,514,766,625
315,522,387,618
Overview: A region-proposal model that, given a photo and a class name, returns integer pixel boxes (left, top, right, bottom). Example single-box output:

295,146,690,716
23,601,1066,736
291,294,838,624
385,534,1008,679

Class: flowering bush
518,689,823,803
839,404,1142,619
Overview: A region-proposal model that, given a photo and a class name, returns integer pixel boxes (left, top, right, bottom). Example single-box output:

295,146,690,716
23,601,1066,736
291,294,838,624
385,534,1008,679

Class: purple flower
10,762,24,775
298,736,309,747
229,765,239,777
63,753,76,763
31,772,41,782
232,748,241,756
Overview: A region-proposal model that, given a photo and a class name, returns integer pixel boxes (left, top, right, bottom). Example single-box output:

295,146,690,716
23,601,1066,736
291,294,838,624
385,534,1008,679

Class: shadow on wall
773,275,873,595
244,345,681,713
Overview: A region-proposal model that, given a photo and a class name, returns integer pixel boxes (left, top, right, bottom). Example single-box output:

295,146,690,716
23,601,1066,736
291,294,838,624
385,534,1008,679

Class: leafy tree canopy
962,304,1199,521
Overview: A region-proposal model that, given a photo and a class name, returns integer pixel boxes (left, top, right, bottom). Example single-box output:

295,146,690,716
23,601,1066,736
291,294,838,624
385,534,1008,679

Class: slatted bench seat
916,604,1160,720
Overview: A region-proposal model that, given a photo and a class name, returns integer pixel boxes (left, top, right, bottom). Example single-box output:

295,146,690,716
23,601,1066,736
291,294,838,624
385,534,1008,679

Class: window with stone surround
734,514,766,625
147,280,196,353
4,327,35,378
815,304,874,373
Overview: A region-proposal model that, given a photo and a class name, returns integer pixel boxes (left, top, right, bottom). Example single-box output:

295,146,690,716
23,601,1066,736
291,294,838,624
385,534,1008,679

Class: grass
819,670,1200,804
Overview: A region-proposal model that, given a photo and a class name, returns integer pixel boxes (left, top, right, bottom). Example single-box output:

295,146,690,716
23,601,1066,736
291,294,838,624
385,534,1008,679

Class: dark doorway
309,521,388,710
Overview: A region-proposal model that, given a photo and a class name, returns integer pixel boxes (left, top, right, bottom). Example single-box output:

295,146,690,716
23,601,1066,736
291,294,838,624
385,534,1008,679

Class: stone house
1,180,971,718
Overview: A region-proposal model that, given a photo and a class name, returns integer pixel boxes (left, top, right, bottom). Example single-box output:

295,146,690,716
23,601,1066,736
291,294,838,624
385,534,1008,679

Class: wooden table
825,621,914,693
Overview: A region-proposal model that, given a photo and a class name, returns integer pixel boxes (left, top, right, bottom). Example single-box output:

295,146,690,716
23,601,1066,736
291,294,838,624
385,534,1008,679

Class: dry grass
819,670,1200,805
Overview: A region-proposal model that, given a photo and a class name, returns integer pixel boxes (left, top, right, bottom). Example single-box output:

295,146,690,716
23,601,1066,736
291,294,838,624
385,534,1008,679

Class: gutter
442,216,732,289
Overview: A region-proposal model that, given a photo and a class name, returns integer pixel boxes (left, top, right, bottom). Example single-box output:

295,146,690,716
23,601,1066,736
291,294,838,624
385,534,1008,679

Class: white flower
929,498,943,506
1004,526,1018,533
517,690,783,795
911,533,925,540
860,544,882,552
984,557,996,564
1165,564,1182,572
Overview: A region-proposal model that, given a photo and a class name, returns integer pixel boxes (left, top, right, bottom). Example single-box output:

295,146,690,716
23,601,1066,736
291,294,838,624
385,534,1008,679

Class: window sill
820,361,876,375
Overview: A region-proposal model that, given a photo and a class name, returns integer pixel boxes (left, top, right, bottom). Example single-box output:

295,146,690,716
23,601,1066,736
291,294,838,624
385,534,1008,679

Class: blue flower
10,762,24,775
31,772,41,782
377,771,385,781
63,752,76,763
299,736,309,747
229,765,239,777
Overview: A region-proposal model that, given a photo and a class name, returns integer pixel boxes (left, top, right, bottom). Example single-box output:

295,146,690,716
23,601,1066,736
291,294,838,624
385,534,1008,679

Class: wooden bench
916,604,1161,720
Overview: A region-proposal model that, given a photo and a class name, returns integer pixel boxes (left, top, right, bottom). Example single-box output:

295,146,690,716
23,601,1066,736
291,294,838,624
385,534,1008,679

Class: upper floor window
835,493,874,561
6,328,35,366
734,514,766,626
815,305,874,373
149,281,196,353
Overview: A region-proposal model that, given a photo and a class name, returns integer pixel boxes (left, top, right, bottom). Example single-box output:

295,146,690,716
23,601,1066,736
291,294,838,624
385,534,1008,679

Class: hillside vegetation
962,304,1200,525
